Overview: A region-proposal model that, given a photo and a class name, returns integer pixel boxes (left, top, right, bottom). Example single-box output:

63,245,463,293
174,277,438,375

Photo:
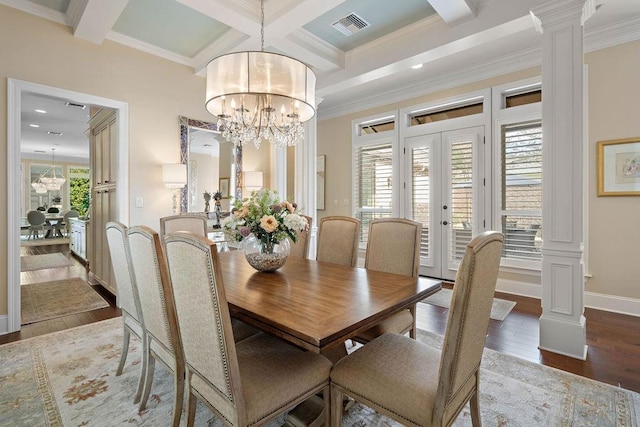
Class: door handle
442,221,448,226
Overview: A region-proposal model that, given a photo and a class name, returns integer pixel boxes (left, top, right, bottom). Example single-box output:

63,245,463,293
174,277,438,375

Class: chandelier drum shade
204,0,316,149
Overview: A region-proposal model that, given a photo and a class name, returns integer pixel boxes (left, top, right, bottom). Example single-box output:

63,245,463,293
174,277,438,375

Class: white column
270,144,287,197
532,0,589,360
296,117,318,259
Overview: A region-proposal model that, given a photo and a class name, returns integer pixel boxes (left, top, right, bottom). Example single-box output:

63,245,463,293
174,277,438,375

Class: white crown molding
318,46,542,121
0,0,66,24
106,31,193,68
191,29,250,74
66,0,88,28
283,28,345,71
584,16,640,52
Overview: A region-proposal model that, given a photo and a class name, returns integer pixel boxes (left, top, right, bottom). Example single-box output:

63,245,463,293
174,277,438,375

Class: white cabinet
88,108,117,295
69,218,88,261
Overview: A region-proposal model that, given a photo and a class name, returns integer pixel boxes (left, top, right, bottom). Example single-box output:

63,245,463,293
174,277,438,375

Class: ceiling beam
427,0,476,24
67,0,129,45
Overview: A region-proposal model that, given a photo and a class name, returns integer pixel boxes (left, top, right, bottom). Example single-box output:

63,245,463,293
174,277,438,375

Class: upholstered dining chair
163,231,333,427
57,209,79,237
330,231,504,427
353,217,422,344
127,225,184,427
26,209,48,239
316,216,361,267
289,215,312,259
105,221,146,404
160,213,208,237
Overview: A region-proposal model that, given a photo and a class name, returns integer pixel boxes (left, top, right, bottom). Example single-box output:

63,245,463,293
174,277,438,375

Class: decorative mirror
179,116,242,213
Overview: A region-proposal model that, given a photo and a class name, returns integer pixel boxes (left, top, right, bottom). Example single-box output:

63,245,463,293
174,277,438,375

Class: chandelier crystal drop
205,0,315,149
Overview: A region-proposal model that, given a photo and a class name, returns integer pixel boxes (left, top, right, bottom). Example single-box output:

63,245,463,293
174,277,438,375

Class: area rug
20,253,73,272
21,278,109,324
0,319,637,426
421,287,517,321
21,237,70,247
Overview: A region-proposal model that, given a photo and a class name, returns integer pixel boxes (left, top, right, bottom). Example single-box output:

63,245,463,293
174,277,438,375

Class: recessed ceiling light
411,64,423,70
35,109,47,114
29,124,40,128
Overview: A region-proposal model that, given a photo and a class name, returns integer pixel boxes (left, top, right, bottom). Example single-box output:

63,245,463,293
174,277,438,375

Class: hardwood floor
417,285,640,393
2,240,120,341
3,252,639,394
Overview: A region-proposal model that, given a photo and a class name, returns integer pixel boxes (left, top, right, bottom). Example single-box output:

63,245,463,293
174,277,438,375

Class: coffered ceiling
7,0,640,159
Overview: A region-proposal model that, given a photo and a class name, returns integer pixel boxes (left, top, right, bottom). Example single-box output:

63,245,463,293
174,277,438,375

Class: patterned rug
421,288,517,321
20,253,73,272
21,278,109,324
0,318,637,426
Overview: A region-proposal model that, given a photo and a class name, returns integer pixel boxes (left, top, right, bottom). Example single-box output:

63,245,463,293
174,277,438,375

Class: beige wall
0,6,270,316
585,41,640,298
318,40,640,301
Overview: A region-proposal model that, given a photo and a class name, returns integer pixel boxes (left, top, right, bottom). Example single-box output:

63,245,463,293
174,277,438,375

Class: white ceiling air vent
48,131,63,136
65,101,86,109
332,13,369,36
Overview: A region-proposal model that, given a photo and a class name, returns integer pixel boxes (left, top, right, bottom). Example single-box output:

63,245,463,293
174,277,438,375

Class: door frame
6,78,129,333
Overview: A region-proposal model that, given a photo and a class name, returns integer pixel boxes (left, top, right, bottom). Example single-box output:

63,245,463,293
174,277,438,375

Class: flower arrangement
222,188,308,254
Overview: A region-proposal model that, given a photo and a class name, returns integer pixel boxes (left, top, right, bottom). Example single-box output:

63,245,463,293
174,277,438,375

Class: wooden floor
3,248,640,394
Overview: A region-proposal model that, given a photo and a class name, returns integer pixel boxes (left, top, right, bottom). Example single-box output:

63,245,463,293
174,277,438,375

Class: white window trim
492,77,543,272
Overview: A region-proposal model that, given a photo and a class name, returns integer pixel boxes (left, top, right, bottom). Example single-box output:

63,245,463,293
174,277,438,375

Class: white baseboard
0,315,7,336
584,291,640,318
496,278,640,318
496,278,542,299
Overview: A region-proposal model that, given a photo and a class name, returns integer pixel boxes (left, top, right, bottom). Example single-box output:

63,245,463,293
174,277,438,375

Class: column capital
531,0,586,29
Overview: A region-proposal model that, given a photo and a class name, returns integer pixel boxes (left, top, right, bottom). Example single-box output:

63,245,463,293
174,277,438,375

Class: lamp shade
244,171,263,190
162,163,187,189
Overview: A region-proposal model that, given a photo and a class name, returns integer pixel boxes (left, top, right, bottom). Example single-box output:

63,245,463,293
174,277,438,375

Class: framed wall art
597,137,640,196
219,177,230,199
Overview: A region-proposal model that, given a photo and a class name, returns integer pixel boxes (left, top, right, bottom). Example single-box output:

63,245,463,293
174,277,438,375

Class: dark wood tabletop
218,251,441,353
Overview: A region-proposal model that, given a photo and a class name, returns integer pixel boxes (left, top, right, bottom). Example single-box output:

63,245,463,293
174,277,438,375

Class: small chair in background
26,209,47,239
56,209,79,237
316,216,361,267
159,213,207,237
330,231,504,427
290,215,312,259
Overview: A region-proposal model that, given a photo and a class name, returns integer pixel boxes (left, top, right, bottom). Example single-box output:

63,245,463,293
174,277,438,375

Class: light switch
343,198,349,206
135,196,144,208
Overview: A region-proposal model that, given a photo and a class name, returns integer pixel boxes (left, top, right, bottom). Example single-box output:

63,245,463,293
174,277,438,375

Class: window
68,167,91,217
353,142,393,246
499,121,542,261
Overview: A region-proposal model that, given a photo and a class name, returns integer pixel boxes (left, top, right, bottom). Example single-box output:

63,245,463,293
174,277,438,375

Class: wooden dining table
218,251,442,354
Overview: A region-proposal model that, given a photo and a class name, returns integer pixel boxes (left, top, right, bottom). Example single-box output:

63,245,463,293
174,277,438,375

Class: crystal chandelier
31,148,66,193
205,0,316,149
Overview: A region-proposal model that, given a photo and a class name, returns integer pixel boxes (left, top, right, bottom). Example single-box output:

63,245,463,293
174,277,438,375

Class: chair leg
138,345,155,412
470,373,482,427
171,363,185,427
116,326,130,376
409,305,417,339
330,384,343,426
133,332,148,404
185,371,197,427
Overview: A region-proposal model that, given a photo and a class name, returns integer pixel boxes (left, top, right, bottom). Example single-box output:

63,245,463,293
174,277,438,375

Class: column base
539,314,587,360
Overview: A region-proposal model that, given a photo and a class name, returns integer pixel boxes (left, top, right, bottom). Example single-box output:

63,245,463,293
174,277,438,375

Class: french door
404,126,484,280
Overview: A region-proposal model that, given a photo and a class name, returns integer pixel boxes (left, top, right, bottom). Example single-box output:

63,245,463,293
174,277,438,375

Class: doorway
6,79,129,334
404,126,484,280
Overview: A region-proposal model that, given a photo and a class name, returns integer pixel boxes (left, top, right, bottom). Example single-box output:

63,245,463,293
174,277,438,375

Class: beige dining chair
163,231,333,427
353,217,422,344
105,221,146,404
316,216,361,267
289,215,312,259
330,231,504,427
160,213,208,237
127,225,184,427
